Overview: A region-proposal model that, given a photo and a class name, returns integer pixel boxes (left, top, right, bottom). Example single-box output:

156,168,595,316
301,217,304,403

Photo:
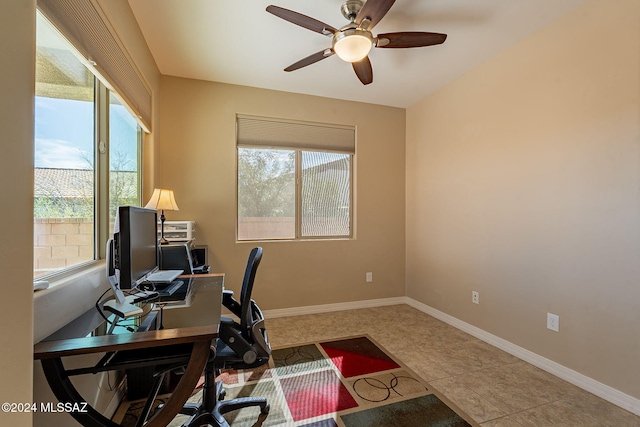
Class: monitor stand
103,276,143,318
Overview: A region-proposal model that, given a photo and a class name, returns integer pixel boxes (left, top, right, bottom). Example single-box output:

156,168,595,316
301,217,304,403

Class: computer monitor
114,206,159,289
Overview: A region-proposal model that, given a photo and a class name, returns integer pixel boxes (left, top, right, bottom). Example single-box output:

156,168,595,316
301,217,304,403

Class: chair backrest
239,247,263,335
218,246,270,365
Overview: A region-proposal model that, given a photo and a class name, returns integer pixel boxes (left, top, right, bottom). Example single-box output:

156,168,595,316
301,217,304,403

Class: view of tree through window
238,149,295,239
238,148,352,240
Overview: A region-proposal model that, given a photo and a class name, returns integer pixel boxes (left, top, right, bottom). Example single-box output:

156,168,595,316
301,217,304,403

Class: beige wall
158,78,406,310
406,0,640,400
0,0,36,425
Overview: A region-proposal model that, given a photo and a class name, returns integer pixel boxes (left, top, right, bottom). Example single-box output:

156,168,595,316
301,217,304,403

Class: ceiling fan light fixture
333,29,373,63
267,1,449,85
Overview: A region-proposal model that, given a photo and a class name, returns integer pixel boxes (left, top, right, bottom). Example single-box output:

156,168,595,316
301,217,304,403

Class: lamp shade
144,188,179,211
333,29,373,63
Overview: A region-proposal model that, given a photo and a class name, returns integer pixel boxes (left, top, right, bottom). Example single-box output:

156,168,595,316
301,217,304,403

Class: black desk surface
32,273,225,427
38,273,224,344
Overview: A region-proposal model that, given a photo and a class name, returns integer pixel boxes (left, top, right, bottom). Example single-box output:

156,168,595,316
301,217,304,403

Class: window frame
236,115,355,242
34,9,143,282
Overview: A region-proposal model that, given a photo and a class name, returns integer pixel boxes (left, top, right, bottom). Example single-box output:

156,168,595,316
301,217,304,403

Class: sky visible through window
35,97,92,169
35,97,138,170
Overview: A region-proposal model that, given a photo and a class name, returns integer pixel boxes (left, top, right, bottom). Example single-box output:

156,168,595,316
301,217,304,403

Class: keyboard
155,280,185,296
128,290,159,303
146,269,183,283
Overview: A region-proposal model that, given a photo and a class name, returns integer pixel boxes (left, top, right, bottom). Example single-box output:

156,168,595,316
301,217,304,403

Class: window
34,11,142,279
237,116,354,241
301,151,352,237
109,93,142,229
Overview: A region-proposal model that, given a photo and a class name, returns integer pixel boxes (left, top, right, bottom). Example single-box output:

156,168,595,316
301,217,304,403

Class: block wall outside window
34,218,94,278
237,217,295,241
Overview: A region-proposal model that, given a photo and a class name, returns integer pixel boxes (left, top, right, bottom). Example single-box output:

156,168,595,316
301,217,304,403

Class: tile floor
265,304,640,427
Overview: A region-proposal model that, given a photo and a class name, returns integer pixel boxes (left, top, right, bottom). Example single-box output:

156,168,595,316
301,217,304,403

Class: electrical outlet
365,272,373,283
547,313,559,332
472,291,479,304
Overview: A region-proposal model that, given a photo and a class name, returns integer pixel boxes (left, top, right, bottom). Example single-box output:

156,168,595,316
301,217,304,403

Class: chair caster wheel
219,389,226,401
261,404,270,415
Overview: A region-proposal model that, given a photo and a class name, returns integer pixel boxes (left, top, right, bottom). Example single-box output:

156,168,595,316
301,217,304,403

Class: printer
159,243,209,274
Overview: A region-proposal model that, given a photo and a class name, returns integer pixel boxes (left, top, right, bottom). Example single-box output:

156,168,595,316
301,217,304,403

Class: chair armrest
249,300,270,357
250,299,264,321
222,290,242,317
34,325,217,360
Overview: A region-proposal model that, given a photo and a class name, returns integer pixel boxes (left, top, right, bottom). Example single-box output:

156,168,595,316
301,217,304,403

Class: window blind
237,115,355,154
37,0,152,132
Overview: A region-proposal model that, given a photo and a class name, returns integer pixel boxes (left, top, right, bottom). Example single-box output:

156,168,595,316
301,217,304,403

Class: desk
160,274,223,329
33,273,224,427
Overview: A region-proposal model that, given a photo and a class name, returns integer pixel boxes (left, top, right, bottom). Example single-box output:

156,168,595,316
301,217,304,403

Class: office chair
179,246,271,427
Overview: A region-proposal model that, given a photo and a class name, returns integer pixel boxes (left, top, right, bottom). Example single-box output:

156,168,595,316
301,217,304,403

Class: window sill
33,261,111,344
236,237,355,243
34,262,103,296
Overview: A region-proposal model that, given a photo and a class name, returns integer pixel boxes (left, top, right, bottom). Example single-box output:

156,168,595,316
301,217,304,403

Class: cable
97,293,159,333
95,289,113,324
95,290,137,332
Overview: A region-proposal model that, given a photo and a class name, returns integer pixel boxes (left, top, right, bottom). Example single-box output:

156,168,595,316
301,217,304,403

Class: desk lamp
144,188,179,245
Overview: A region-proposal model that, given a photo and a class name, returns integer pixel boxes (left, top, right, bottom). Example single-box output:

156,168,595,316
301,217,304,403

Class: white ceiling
127,0,585,108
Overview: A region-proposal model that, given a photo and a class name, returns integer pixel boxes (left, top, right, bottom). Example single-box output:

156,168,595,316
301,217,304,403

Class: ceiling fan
266,0,447,85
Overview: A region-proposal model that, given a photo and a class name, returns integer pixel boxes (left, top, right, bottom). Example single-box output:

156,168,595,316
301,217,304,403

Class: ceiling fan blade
355,0,395,30
352,56,373,85
266,5,338,35
284,49,334,72
376,32,447,48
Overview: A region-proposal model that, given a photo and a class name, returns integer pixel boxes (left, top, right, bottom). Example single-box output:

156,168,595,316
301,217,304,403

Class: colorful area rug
117,335,475,426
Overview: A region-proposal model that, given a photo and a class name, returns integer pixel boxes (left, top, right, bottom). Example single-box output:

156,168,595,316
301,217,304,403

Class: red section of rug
320,336,401,378
279,369,358,421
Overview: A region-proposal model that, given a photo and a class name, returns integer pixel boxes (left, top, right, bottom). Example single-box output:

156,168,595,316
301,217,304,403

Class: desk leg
41,357,119,427
40,340,211,427
136,371,167,427
156,304,166,329
143,341,210,427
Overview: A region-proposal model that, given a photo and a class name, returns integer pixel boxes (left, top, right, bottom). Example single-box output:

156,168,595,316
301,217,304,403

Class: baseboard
262,296,406,319
263,296,639,416
404,297,640,417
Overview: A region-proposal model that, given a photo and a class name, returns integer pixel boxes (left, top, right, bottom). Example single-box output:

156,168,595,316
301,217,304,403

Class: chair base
178,375,269,427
